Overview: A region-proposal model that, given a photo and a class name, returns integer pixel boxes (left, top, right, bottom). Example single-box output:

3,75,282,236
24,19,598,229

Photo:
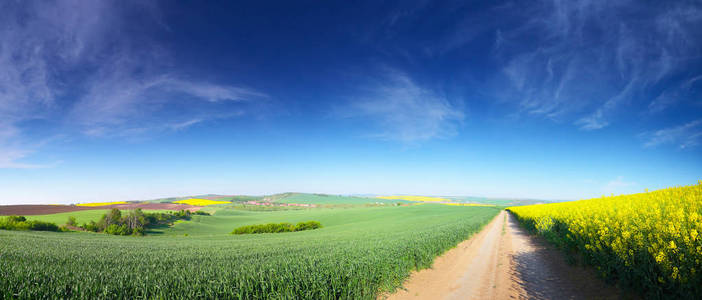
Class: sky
1,0,701,204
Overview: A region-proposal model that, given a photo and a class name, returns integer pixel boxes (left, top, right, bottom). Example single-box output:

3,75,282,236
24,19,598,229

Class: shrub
27,220,59,231
294,221,322,231
0,216,60,232
232,221,322,235
105,224,131,236
81,221,100,232
7,216,26,223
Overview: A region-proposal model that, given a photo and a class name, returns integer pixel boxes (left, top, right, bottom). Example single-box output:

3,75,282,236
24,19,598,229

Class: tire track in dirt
385,211,627,300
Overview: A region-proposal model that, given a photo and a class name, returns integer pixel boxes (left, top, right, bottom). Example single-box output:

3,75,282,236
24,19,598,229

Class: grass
0,204,500,299
161,205,457,236
25,210,111,225
25,209,184,226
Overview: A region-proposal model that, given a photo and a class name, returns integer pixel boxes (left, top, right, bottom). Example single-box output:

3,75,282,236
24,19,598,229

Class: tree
66,216,77,226
125,209,146,231
106,208,122,227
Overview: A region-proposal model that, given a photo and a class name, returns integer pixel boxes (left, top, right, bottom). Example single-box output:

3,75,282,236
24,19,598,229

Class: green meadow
1,204,500,299
25,209,187,226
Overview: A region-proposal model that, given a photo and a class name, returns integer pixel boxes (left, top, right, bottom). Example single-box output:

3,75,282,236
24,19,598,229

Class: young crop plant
0,205,500,299
508,182,702,299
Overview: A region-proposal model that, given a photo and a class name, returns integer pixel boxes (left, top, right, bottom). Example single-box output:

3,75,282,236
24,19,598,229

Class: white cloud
346,69,463,143
0,1,266,168
495,0,702,129
0,122,61,169
649,75,702,113
71,73,265,129
642,120,702,149
168,119,204,131
162,79,268,102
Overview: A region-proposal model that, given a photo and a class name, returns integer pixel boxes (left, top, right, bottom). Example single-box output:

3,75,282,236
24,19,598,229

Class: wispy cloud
71,72,266,131
642,120,702,149
168,119,204,131
648,75,702,113
344,69,463,143
494,0,702,129
0,148,45,169
0,1,266,167
0,123,61,169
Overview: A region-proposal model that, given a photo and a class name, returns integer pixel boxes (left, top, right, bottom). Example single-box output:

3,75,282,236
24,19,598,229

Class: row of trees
79,209,209,236
0,209,211,235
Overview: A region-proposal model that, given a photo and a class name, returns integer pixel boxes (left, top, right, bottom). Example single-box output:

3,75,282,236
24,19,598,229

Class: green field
0,204,499,299
25,209,184,226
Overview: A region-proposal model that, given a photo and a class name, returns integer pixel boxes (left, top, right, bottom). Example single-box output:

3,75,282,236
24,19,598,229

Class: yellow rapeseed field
76,201,128,207
377,195,450,202
508,182,702,298
173,198,231,206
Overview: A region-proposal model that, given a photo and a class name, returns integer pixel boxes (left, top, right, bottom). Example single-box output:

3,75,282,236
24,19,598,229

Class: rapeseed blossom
508,182,702,297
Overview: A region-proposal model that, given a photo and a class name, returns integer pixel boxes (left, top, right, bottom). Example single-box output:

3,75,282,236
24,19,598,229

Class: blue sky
1,0,701,204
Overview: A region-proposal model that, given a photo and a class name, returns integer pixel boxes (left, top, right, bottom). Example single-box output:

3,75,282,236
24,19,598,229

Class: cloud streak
642,120,702,149
346,69,463,143
0,0,266,167
494,0,702,129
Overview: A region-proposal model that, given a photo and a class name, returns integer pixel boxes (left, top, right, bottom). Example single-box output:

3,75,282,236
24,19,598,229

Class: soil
0,203,201,216
384,211,630,300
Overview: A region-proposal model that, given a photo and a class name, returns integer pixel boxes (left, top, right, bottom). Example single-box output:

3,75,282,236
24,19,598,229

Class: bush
27,220,59,231
294,221,322,231
7,216,26,223
232,221,322,235
83,209,193,235
81,221,100,232
66,216,77,226
0,216,60,232
193,211,210,216
105,224,131,236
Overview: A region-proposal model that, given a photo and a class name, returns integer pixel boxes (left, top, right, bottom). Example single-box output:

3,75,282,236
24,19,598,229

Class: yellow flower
669,240,677,250
173,198,231,206
507,182,702,288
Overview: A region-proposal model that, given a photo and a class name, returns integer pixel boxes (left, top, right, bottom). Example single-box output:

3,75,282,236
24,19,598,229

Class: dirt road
386,211,625,300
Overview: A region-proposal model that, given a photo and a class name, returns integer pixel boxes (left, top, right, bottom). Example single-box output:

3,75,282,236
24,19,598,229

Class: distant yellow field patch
76,201,128,207
377,195,450,202
442,203,496,207
173,198,231,206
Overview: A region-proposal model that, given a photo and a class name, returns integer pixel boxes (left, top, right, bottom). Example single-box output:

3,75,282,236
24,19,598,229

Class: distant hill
446,196,560,207
266,193,407,205
133,193,556,207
